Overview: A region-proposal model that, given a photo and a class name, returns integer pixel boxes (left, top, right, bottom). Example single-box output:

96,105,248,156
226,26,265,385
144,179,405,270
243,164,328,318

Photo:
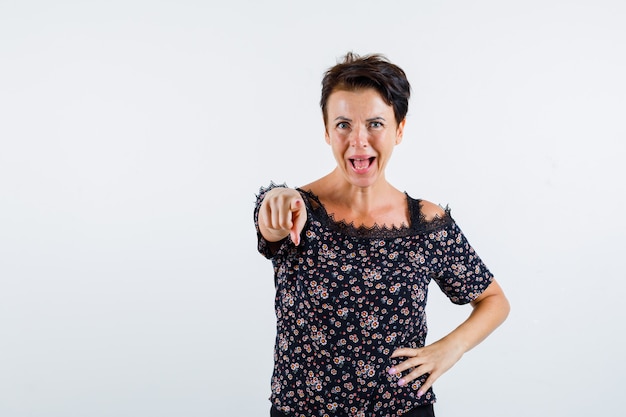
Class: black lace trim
297,188,453,239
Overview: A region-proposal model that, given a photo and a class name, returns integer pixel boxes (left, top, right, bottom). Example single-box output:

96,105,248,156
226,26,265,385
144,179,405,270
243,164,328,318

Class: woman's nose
350,126,368,148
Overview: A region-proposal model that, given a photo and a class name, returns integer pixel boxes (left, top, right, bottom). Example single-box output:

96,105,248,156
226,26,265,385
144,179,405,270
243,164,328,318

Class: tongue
353,159,370,170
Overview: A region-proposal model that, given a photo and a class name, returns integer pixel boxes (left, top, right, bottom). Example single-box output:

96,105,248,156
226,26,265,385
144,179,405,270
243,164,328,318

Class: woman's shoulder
403,194,453,231
298,177,327,195
411,197,448,222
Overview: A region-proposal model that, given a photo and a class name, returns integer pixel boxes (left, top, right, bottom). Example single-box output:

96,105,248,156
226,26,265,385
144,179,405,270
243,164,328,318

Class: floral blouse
254,184,494,417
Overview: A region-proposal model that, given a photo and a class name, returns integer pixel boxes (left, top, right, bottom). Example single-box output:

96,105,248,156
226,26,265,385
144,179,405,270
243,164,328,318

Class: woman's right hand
258,188,307,245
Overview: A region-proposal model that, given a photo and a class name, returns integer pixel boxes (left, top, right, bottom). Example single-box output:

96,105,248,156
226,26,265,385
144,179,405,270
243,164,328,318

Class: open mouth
350,157,375,171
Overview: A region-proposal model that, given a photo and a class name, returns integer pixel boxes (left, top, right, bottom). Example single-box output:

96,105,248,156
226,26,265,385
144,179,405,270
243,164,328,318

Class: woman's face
325,88,405,189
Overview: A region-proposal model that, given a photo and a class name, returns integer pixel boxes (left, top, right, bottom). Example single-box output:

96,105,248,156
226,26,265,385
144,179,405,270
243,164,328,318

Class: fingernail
388,367,397,375
398,378,406,386
417,390,424,398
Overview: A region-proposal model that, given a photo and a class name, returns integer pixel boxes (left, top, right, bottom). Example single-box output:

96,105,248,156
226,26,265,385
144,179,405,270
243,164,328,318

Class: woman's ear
395,119,406,145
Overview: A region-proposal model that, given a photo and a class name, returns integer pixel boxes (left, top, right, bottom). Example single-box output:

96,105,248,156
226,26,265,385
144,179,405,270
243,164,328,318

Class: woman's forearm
442,280,510,353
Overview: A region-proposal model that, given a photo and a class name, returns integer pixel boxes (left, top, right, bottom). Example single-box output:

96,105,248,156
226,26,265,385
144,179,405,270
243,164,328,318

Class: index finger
390,348,418,359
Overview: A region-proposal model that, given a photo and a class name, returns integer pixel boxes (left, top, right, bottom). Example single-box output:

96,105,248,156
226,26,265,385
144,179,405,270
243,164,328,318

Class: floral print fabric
254,184,493,417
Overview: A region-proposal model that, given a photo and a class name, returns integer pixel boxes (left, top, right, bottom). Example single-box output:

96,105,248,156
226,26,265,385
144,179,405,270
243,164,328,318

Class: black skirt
270,404,435,417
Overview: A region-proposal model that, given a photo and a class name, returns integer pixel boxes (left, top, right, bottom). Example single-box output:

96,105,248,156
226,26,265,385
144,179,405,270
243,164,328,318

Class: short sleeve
253,182,290,259
431,221,494,305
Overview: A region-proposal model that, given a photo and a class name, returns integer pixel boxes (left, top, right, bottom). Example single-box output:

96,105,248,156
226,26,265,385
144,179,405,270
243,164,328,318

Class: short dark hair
320,52,411,126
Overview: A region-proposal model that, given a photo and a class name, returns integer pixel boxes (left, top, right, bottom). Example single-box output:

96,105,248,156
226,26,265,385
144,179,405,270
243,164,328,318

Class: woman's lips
349,156,375,173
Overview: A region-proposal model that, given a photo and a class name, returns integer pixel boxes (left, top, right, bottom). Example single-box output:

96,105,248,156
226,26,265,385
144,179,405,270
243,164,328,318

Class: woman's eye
370,121,383,128
337,122,349,129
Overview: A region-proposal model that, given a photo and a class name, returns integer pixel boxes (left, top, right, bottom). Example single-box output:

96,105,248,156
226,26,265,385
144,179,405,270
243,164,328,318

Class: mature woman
254,52,510,417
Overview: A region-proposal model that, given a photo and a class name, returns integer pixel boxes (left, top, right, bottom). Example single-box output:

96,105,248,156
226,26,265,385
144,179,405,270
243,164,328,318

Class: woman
254,52,510,417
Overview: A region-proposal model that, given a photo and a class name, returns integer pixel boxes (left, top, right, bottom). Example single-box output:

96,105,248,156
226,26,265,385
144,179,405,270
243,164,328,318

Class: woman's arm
389,279,510,397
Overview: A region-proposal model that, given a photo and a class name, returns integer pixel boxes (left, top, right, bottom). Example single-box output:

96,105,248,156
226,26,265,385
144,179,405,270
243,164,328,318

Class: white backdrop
1,1,625,416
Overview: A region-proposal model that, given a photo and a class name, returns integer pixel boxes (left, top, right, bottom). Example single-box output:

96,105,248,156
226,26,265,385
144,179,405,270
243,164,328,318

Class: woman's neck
301,171,408,228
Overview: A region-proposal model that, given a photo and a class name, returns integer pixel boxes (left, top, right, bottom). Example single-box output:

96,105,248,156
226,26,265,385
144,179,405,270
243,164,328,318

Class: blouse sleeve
430,220,494,305
253,182,290,259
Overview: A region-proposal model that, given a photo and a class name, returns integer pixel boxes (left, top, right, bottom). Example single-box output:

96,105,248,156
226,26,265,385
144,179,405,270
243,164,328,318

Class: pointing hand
258,188,307,245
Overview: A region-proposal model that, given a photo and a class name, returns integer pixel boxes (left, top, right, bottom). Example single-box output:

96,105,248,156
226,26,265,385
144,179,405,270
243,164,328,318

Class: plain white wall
1,1,625,416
